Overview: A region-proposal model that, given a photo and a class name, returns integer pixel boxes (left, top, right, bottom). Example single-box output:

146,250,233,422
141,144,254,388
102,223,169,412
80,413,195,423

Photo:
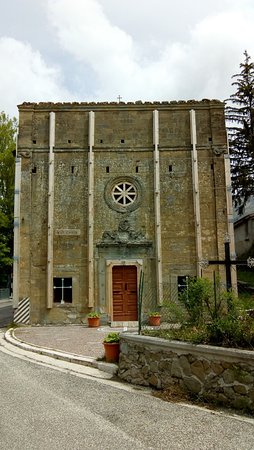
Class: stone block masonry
118,334,254,412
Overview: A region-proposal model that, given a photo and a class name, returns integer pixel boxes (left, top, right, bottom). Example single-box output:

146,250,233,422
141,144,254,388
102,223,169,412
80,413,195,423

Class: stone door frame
106,259,143,323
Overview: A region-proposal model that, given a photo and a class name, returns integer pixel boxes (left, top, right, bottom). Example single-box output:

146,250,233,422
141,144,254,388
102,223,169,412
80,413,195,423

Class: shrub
103,332,120,343
87,311,101,318
149,311,161,317
143,277,254,349
206,316,254,348
179,277,214,325
178,277,239,326
161,301,187,324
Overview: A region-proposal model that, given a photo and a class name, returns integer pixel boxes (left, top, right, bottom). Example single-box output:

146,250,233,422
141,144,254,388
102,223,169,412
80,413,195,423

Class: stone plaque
55,229,81,236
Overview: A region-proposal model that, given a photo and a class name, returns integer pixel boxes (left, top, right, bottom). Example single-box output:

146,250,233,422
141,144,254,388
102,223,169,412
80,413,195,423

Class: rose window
104,176,142,213
111,182,137,206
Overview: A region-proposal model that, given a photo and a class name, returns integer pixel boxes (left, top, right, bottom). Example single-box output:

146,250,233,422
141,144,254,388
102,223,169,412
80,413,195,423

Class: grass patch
6,322,20,329
238,291,254,310
142,326,207,345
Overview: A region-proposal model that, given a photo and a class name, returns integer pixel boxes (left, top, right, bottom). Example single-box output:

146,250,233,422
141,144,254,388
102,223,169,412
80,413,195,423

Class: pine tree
226,51,254,214
0,112,17,286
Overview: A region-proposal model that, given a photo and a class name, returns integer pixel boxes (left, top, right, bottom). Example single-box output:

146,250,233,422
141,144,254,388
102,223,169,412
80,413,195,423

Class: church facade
13,100,234,325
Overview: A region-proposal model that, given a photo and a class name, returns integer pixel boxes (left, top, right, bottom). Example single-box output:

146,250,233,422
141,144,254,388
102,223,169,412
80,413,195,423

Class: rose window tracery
111,182,137,206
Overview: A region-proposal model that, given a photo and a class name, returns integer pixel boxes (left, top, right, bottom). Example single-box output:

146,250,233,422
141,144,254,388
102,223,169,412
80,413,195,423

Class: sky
1,0,254,118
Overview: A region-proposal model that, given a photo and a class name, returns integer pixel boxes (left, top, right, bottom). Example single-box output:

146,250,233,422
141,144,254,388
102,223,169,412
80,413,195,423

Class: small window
106,166,109,173
208,137,212,142
53,277,72,303
177,276,188,294
136,166,139,173
71,166,78,176
169,165,172,173
33,140,36,144
32,166,37,174
211,164,214,170
121,139,125,143
100,139,103,144
68,139,71,144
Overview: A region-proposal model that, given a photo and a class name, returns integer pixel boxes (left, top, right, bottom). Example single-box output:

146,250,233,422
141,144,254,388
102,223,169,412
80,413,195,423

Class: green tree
226,51,254,214
0,112,17,286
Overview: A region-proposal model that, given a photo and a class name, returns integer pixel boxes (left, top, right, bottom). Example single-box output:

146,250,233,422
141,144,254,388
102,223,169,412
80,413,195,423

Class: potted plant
103,332,120,363
148,311,161,326
87,311,101,328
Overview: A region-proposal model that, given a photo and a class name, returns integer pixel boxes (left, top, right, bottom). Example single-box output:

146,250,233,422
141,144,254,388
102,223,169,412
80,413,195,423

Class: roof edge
18,99,224,111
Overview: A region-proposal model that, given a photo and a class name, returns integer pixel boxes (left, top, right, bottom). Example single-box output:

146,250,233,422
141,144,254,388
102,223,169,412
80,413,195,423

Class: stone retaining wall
118,334,254,412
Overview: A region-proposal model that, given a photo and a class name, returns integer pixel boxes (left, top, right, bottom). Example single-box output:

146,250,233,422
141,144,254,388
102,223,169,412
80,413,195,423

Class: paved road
1,333,254,449
0,304,13,327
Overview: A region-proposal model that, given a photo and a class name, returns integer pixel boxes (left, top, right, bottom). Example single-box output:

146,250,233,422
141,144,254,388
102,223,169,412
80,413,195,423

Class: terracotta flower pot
103,342,120,363
149,315,161,326
88,317,100,327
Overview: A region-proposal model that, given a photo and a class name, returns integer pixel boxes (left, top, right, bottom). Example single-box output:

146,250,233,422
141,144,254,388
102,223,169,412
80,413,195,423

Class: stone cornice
18,99,224,112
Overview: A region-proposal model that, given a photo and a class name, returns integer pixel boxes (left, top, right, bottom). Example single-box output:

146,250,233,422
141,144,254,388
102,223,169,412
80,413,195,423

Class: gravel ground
13,325,125,359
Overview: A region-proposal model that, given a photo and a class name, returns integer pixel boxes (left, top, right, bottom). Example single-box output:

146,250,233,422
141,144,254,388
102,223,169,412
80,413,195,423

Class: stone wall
118,334,254,412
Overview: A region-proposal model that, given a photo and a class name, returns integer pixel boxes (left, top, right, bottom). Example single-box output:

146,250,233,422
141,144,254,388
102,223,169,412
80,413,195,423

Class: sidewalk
0,298,13,308
4,325,136,375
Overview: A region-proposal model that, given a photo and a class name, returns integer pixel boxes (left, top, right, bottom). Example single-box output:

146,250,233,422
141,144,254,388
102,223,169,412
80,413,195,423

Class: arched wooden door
112,266,138,321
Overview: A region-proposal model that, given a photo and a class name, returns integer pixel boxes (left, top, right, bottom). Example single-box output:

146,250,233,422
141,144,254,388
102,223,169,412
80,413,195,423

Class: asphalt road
0,305,13,327
1,337,254,450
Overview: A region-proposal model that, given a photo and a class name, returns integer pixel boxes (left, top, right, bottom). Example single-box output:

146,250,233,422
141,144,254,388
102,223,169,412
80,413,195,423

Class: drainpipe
224,143,237,289
153,110,163,304
88,111,95,307
190,110,202,277
13,130,21,309
47,112,55,308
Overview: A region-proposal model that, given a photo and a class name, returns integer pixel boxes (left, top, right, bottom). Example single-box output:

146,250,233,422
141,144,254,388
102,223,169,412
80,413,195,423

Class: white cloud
47,0,138,97
183,9,254,99
1,0,254,116
0,37,74,117
47,0,254,102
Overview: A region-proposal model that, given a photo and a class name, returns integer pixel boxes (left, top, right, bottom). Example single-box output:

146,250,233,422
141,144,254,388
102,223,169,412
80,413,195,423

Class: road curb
4,328,118,376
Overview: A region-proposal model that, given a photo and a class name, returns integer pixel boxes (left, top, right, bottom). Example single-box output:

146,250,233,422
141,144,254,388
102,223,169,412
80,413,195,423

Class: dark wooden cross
199,241,254,291
117,95,122,103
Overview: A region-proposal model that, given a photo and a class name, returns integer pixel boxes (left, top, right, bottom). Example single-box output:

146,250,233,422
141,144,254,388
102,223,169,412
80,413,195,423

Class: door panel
112,266,138,321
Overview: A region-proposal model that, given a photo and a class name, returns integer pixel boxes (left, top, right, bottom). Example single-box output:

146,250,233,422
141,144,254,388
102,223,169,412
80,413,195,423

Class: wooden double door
112,266,138,321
